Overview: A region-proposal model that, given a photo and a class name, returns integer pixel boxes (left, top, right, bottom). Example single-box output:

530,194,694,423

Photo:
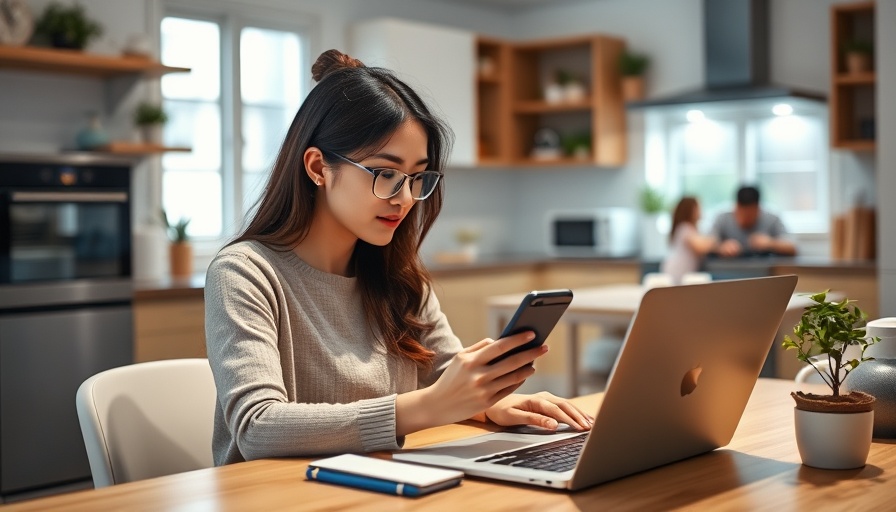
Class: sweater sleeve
416,287,464,388
205,252,400,463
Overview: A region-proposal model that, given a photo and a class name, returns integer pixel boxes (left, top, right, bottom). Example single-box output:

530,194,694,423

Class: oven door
0,190,131,285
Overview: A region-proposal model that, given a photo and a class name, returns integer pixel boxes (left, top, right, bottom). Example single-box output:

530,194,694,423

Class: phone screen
488,289,573,365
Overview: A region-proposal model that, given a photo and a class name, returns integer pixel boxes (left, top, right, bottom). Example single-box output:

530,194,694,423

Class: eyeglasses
326,152,442,200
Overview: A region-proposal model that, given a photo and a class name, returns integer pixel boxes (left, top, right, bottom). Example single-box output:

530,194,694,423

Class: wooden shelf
832,139,875,151
512,157,595,167
834,72,876,85
97,142,192,155
476,34,626,167
513,99,592,114
829,1,876,150
0,45,190,77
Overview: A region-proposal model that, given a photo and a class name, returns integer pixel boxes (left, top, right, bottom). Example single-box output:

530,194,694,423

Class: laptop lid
395,275,797,491
568,274,797,489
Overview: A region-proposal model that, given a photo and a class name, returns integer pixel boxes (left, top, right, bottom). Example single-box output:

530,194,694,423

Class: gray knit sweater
205,241,462,465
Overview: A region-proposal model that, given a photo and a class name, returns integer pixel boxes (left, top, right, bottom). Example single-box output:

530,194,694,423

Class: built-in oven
0,154,134,499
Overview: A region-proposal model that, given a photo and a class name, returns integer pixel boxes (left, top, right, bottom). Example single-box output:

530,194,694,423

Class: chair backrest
76,358,217,487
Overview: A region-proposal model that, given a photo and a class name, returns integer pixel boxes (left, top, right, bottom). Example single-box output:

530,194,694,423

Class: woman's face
323,119,429,247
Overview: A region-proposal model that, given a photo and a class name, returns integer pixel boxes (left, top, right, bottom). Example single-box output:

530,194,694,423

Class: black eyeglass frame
324,151,443,200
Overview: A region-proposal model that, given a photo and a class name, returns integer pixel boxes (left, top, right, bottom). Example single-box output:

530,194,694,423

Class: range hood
628,0,826,108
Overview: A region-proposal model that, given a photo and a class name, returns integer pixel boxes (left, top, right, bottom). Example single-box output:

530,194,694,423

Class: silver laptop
394,275,798,491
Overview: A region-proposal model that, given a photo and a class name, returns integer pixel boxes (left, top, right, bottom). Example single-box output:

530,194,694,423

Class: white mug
865,317,896,359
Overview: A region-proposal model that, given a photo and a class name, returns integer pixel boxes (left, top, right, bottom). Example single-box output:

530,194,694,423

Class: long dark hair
233,49,453,367
670,196,699,243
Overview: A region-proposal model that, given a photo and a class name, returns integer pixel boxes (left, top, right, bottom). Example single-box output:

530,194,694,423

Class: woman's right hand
395,331,548,435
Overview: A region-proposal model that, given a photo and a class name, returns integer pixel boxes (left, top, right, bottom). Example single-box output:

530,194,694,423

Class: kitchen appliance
629,0,825,108
0,153,134,499
547,207,638,258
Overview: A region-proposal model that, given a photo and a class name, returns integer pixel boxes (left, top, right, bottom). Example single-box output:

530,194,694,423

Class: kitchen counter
132,254,878,300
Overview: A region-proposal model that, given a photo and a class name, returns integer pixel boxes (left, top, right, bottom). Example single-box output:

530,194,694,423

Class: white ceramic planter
794,408,873,469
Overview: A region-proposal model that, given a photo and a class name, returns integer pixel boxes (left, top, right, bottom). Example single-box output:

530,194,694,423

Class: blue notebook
306,454,463,497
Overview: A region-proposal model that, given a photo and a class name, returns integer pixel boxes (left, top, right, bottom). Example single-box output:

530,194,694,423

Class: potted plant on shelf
162,210,192,279
783,291,878,469
135,103,169,145
32,2,103,50
619,51,649,102
842,39,873,75
638,185,666,260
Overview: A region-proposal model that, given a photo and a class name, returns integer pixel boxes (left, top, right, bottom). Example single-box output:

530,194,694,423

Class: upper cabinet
478,35,627,167
349,20,627,168
830,1,876,151
350,18,477,167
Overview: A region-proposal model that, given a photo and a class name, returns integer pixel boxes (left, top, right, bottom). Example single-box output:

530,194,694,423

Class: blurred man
710,186,797,257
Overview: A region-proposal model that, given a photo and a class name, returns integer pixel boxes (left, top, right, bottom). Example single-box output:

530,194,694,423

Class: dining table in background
486,283,838,397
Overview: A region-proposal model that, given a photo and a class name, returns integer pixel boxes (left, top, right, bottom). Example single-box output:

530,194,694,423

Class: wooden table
487,284,835,396
6,379,896,511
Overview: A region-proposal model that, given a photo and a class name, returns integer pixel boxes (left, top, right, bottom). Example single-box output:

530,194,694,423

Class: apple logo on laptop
680,366,703,397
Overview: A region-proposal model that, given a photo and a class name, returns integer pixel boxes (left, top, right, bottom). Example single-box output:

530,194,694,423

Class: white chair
76,358,217,487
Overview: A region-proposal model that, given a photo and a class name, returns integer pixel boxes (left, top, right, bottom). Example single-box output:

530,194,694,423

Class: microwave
547,208,639,257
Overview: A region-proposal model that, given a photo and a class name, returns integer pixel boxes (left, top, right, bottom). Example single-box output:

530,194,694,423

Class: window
158,5,310,249
645,99,828,234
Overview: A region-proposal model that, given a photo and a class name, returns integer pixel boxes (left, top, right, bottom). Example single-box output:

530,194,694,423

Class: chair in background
76,358,217,487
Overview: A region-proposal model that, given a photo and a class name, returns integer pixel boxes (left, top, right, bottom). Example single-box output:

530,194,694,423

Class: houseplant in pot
638,185,666,261
619,51,649,102
32,2,103,50
842,39,873,75
135,103,169,145
162,210,192,279
783,291,878,469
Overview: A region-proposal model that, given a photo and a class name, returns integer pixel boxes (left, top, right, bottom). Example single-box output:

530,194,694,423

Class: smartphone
488,289,574,365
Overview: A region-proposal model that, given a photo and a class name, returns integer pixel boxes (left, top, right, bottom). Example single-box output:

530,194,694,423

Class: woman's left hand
484,392,594,431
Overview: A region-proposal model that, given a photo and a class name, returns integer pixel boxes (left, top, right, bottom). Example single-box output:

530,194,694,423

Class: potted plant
32,2,103,50
783,291,878,469
842,39,873,74
161,210,192,279
561,131,591,161
619,51,649,102
454,226,481,263
638,185,666,260
135,103,169,145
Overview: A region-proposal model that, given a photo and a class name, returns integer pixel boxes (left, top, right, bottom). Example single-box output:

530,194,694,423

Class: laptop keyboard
473,433,588,473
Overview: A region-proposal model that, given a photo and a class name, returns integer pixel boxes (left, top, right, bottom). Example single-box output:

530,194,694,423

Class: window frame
645,100,830,235
151,0,319,263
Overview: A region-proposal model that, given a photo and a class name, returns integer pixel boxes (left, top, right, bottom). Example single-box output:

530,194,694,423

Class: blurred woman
660,197,716,285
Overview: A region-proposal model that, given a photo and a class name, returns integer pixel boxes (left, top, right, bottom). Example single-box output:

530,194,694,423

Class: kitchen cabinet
477,34,627,167
830,1,876,150
133,296,206,362
0,44,190,156
349,18,476,167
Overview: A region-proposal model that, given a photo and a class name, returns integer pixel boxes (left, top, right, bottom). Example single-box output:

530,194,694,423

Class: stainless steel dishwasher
0,154,134,499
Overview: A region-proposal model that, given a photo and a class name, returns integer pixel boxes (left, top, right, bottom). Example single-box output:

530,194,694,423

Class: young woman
660,197,716,285
205,49,593,466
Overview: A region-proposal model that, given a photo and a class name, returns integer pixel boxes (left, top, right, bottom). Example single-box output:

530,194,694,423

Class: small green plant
554,69,576,86
619,51,650,77
560,132,591,157
33,2,103,50
783,291,879,397
454,227,481,246
161,210,191,243
639,186,665,214
135,103,169,126
842,39,874,55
